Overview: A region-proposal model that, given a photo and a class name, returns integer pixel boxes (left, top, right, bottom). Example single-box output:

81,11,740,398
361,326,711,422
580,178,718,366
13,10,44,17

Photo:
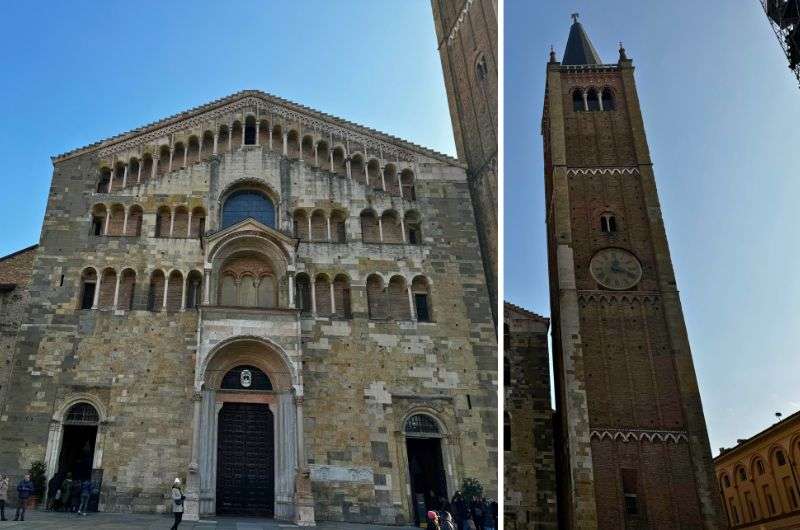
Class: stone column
137,160,142,183
269,125,273,150
313,144,318,167
307,216,312,242
346,158,352,180
582,91,589,111
92,274,101,309
180,277,187,311
122,209,129,236
162,278,169,311
241,117,246,145
104,209,111,236
282,132,288,156
400,217,406,243
203,269,211,304
168,147,174,173
310,280,317,315
293,393,315,526
108,164,115,192
380,165,387,191
122,164,128,188
407,286,416,321
184,391,203,521
378,217,384,243
169,210,176,237
112,273,121,310
364,161,370,184
330,282,336,316
255,120,260,145
213,132,219,155
228,123,233,151
183,144,188,167
326,217,331,241
289,272,295,308
151,156,158,179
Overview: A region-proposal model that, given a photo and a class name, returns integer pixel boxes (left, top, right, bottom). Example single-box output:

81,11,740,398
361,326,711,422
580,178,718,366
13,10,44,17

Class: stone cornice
577,291,661,304
566,166,639,177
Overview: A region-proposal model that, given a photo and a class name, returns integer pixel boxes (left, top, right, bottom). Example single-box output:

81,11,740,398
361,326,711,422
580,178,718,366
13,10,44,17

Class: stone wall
503,303,557,529
0,245,37,411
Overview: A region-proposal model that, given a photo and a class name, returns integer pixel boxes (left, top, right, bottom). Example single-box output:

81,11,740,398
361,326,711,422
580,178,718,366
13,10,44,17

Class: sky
0,0,455,256
505,0,800,453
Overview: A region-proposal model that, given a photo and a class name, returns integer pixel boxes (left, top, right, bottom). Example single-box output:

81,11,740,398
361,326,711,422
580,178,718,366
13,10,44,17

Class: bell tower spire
562,13,602,65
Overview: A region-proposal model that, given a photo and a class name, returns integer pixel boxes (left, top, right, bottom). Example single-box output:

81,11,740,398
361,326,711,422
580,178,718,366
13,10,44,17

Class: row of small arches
78,267,203,312
572,87,616,112
90,203,206,238
291,209,422,244
78,266,433,322
97,117,417,199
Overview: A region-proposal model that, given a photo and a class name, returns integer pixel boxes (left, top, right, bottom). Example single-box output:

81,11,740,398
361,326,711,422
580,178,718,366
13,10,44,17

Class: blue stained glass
221,191,275,229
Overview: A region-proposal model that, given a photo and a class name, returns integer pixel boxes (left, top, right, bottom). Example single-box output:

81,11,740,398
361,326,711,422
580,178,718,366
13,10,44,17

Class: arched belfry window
220,365,273,391
602,88,615,111
573,89,585,112
64,403,99,425
221,190,275,229
405,414,441,436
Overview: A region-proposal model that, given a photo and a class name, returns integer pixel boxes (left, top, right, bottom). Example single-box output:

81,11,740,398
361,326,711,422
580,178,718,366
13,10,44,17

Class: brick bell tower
543,15,724,529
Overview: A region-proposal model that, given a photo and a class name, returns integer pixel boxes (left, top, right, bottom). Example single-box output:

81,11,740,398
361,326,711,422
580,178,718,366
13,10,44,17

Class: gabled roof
52,90,462,167
504,301,549,323
562,19,602,66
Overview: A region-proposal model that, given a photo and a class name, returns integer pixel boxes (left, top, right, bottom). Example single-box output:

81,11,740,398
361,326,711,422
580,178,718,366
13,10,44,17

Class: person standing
0,473,9,521
170,477,185,530
60,473,73,512
13,473,34,521
78,478,92,515
451,491,467,530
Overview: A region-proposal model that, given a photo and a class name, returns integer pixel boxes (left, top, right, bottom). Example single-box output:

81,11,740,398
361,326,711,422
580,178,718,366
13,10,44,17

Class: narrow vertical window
602,88,615,111
621,468,639,516
587,88,601,111
600,213,617,233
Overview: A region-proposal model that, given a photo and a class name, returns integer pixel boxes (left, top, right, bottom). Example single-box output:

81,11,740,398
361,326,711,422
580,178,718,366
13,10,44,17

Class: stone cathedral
0,89,497,525
540,18,724,529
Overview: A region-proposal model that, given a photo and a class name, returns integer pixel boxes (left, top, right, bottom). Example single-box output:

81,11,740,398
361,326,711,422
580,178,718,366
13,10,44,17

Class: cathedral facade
0,90,497,525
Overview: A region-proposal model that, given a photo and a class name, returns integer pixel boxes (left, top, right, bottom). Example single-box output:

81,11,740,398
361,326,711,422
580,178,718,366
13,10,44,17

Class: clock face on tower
589,248,643,290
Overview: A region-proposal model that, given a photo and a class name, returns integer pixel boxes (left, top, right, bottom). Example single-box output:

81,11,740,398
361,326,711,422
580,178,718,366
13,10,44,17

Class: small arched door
58,403,99,481
216,366,275,517
405,414,448,525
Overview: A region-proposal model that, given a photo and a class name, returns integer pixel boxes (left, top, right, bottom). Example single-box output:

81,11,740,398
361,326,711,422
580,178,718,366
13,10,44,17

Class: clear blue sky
506,0,800,453
0,0,454,256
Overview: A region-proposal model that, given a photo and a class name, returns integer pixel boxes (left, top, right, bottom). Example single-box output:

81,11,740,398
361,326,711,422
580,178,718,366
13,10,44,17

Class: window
745,492,757,520
573,89,585,112
405,211,421,244
296,274,311,314
756,459,765,476
64,403,99,425
221,365,272,391
476,54,488,81
602,88,615,111
333,275,352,319
405,414,440,435
401,169,416,200
621,468,639,516
331,211,347,243
360,210,381,243
776,449,787,466
504,412,511,452
186,271,202,309
730,500,739,525
92,216,104,236
738,467,747,482
79,270,96,310
723,474,731,488
600,213,618,233
244,116,256,145
97,169,111,193
412,276,432,322
787,480,799,509
764,487,776,515
221,190,275,229
366,274,385,319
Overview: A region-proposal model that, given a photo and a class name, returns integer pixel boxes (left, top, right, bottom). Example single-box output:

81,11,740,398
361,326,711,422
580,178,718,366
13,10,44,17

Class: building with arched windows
0,90,497,526
715,409,800,529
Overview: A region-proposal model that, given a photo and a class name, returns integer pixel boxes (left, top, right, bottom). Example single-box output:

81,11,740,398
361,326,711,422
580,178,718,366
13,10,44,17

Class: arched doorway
57,403,99,481
216,365,275,517
405,413,448,525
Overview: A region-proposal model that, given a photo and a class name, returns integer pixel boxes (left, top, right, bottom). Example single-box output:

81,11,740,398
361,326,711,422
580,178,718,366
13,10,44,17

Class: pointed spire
549,45,557,64
562,14,602,66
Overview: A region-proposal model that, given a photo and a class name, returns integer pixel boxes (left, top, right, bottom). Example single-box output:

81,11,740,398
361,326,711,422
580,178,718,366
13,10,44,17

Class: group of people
425,491,497,530
47,472,96,515
0,472,35,521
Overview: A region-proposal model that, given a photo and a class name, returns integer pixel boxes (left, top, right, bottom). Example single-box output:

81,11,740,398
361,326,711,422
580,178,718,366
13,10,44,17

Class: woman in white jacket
170,477,184,530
